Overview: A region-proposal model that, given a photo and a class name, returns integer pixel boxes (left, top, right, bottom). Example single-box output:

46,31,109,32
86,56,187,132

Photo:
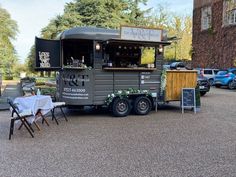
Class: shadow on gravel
65,103,184,117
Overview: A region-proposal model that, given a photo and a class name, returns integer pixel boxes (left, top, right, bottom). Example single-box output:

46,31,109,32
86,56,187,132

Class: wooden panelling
165,70,197,101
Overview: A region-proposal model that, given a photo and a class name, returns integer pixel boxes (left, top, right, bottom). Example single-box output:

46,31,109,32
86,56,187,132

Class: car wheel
228,81,235,90
112,98,131,117
200,91,207,96
133,96,152,115
209,79,214,86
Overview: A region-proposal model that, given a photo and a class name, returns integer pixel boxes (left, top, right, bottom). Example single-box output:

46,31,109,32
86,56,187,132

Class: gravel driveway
0,88,236,177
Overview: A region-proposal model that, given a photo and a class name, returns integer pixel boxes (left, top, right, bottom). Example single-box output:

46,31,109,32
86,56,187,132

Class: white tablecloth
14,95,53,123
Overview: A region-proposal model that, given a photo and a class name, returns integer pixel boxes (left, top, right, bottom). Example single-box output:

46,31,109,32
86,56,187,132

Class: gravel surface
0,88,236,177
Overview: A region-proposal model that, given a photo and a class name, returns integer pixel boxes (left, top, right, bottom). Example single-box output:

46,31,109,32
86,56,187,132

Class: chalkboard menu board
181,88,196,114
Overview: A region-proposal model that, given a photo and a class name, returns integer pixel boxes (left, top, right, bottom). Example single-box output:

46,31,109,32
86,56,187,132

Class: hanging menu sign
181,88,196,114
120,26,162,42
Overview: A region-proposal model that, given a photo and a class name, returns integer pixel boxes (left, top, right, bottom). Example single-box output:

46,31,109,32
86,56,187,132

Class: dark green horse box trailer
35,26,170,117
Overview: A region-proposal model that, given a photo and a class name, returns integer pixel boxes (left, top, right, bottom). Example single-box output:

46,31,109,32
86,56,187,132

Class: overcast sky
0,0,193,63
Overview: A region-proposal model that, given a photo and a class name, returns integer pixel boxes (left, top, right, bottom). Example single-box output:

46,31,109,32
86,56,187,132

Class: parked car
163,64,170,70
195,68,219,85
229,76,236,89
169,62,185,69
214,68,236,89
197,75,211,96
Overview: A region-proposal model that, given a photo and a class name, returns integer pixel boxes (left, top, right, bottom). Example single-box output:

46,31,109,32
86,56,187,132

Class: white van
197,68,219,85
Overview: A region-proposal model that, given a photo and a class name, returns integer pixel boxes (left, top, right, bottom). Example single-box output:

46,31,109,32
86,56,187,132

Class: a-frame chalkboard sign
181,88,196,114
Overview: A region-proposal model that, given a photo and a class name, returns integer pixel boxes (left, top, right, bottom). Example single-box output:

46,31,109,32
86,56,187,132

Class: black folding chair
8,98,34,140
51,102,68,125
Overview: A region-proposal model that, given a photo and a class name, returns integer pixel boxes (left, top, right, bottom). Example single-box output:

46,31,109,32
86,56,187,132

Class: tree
147,4,171,29
12,63,27,77
165,15,192,60
40,0,135,39
125,0,151,26
74,0,128,28
0,6,18,78
179,16,192,60
25,45,36,74
41,2,83,39
40,0,150,37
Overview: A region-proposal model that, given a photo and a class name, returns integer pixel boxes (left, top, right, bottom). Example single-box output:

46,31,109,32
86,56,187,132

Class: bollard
195,85,201,112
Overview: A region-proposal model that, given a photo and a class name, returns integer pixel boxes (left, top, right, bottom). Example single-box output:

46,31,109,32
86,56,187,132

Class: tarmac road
0,88,236,177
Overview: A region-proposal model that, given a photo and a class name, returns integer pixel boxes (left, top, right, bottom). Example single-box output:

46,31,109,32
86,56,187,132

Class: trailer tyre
112,98,131,117
134,96,151,115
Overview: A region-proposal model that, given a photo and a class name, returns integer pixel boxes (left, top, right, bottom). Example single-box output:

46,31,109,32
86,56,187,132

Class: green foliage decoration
105,88,150,105
160,69,167,98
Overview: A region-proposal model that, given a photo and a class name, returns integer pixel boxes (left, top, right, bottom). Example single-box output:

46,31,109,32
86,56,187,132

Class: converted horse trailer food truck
35,26,171,117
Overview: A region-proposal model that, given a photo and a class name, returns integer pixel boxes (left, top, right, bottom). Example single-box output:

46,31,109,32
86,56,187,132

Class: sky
0,0,193,63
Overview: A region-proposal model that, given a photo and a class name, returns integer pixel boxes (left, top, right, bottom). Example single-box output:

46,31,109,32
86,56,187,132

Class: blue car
214,68,236,89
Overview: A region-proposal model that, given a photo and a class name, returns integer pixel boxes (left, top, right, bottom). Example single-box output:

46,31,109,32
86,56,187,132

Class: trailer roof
60,27,120,40
60,27,171,46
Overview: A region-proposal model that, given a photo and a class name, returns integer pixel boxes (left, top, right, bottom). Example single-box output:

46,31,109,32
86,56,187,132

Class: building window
223,0,236,25
201,6,212,30
229,9,236,24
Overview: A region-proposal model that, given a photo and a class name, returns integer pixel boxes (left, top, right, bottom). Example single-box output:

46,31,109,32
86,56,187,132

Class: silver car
196,68,219,85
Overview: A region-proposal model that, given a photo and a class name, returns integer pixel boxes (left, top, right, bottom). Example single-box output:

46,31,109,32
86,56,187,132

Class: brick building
192,0,236,68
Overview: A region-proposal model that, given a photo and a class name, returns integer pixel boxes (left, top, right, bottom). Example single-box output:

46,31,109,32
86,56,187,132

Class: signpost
181,88,196,114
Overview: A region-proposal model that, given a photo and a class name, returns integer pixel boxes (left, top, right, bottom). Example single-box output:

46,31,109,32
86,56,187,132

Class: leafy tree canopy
40,0,149,39
0,6,18,76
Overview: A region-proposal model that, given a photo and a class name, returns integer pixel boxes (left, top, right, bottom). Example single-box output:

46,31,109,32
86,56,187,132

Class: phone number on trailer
63,88,86,93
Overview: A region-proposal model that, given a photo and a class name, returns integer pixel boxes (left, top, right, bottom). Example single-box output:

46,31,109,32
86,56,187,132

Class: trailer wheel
134,96,151,115
112,98,131,117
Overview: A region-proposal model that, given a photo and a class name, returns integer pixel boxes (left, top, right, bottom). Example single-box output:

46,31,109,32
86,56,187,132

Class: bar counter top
103,67,156,71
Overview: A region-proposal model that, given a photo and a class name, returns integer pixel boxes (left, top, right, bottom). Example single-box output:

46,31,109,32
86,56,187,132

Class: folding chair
8,98,34,140
21,80,35,96
51,102,68,125
37,110,50,128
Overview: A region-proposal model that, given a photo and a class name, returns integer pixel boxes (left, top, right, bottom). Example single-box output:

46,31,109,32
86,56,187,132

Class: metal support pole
175,41,177,60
